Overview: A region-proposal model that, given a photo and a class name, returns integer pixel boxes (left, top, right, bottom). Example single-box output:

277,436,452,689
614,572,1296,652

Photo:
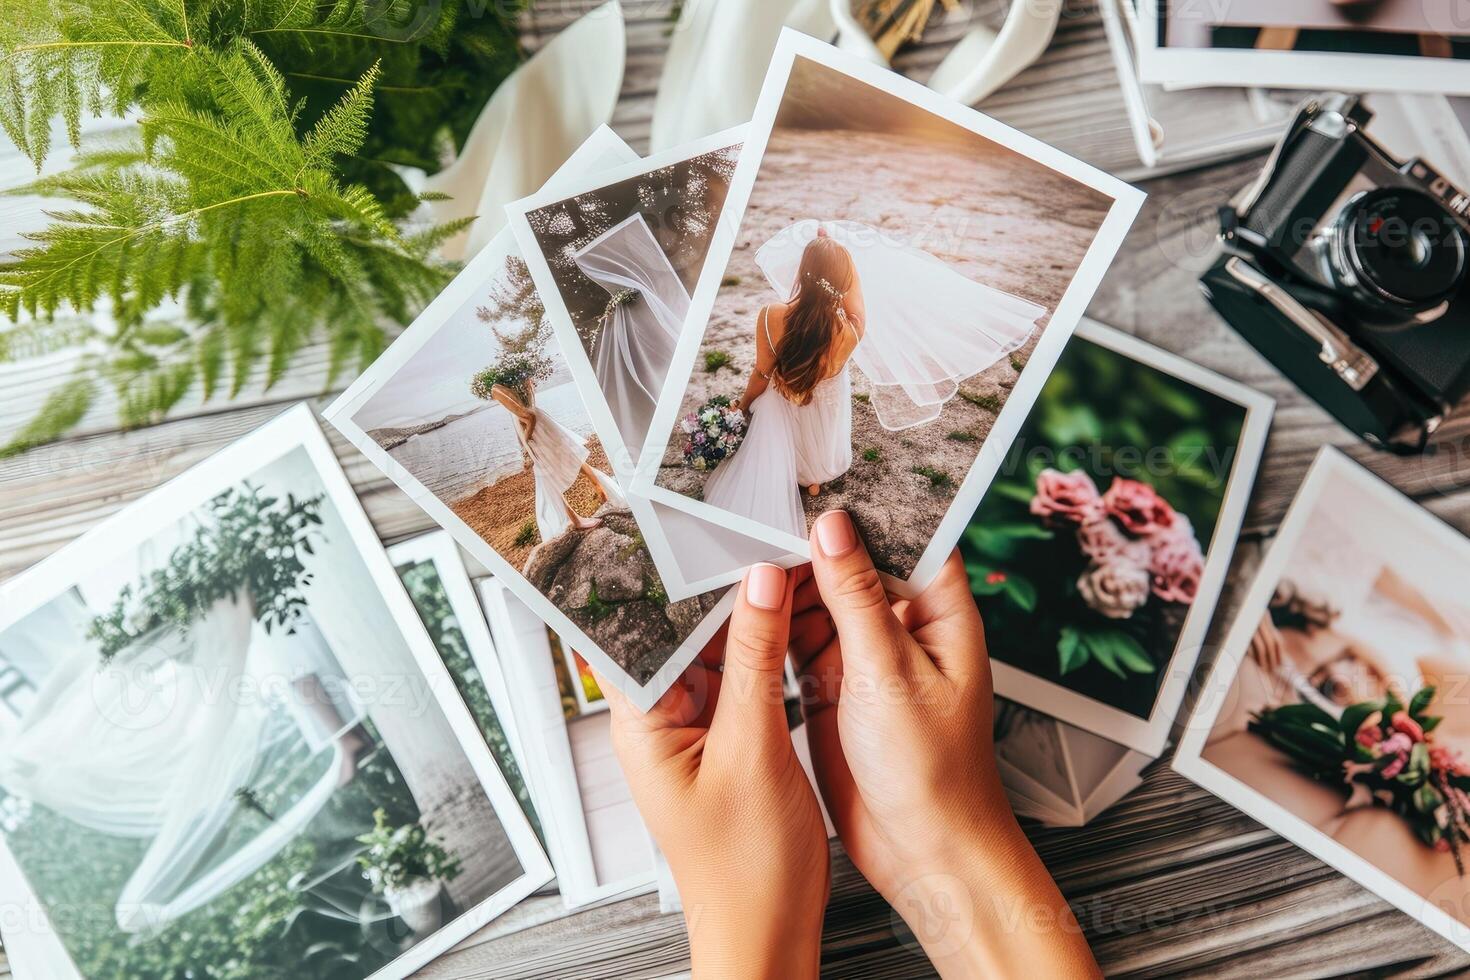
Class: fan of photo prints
11,14,1470,976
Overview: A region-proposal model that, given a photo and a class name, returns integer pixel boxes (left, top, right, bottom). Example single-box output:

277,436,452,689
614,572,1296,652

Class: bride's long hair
771,236,856,405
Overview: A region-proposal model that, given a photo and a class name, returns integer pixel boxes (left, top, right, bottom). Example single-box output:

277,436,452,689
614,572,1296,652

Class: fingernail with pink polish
815,510,856,558
747,562,786,610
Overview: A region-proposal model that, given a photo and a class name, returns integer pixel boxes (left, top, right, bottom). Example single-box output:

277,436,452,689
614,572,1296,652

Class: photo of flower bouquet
962,328,1259,725
680,395,746,473
1250,689,1470,869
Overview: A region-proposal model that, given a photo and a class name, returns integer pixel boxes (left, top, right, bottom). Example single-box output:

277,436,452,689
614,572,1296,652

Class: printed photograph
1190,452,1470,931
478,581,653,905
962,331,1253,723
392,544,541,839
342,239,725,689
0,443,538,980
1160,0,1467,60
648,52,1123,579
520,142,741,450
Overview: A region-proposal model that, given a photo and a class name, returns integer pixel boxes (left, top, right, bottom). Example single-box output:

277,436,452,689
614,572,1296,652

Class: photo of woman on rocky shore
328,225,732,707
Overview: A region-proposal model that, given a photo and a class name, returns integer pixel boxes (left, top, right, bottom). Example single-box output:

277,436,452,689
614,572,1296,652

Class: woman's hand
596,563,829,979
791,511,1099,979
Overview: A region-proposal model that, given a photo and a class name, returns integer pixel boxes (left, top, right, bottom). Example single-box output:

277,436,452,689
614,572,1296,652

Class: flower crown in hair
803,272,844,301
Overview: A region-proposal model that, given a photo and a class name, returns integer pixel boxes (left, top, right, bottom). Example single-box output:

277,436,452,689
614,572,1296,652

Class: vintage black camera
1201,94,1470,452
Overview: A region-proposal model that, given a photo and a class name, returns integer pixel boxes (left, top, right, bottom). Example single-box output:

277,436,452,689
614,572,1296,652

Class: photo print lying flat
0,405,551,980
387,531,540,842
965,320,1272,756
1137,0,1470,93
477,579,655,908
632,31,1145,598
1175,447,1470,954
508,128,797,601
993,697,1154,828
325,128,737,713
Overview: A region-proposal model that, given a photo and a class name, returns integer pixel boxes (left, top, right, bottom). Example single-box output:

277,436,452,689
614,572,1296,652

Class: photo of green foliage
960,337,1246,719
395,559,541,843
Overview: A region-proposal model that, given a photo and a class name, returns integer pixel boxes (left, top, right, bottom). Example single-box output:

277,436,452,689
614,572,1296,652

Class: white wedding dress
702,219,1047,539
516,400,624,543
704,311,854,539
574,213,690,450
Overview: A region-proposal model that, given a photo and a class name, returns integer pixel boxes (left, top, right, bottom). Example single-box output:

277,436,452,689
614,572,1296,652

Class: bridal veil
573,213,691,450
755,219,1047,430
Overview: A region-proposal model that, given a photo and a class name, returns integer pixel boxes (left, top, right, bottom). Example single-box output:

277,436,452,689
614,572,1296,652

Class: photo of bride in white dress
649,51,1128,580
517,143,738,450
340,241,724,689
0,432,542,980
702,221,1046,540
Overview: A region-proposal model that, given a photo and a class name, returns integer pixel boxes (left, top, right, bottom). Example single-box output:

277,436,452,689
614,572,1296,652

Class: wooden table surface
6,2,1470,977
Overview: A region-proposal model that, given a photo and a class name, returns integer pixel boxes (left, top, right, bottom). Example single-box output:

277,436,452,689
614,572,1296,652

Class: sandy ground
451,441,612,570
655,126,1113,578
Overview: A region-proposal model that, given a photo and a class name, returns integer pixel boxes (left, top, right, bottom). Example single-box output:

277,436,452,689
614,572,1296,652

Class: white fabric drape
754,219,1046,430
0,593,357,934
574,213,691,450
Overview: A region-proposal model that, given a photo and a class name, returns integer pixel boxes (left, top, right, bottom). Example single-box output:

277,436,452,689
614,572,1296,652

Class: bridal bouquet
470,351,554,405
680,396,746,472
965,468,1204,679
1251,689,1470,870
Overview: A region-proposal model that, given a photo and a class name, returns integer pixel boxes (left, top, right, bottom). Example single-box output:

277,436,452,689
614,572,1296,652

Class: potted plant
356,808,463,934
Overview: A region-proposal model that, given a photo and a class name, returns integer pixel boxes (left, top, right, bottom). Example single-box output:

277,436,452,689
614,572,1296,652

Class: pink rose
1076,558,1151,620
1354,713,1382,749
1030,469,1105,525
1077,520,1151,565
1391,710,1426,743
1149,533,1204,605
1430,745,1467,776
1102,478,1176,536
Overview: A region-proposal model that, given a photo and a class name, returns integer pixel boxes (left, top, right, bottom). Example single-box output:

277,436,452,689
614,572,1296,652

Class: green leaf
1099,630,1154,674
1058,627,1086,675
1409,686,1436,718
1,373,94,458
988,480,1036,505
1080,632,1127,679
1002,575,1037,613
1338,701,1381,738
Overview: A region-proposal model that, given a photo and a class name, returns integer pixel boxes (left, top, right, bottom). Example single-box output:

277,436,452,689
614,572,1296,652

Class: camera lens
1332,188,1466,312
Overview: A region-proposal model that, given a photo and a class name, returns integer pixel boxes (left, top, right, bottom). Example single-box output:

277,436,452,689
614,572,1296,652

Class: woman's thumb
713,563,797,749
809,511,906,666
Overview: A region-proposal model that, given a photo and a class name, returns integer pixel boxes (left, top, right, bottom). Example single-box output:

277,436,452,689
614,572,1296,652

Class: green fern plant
0,0,524,457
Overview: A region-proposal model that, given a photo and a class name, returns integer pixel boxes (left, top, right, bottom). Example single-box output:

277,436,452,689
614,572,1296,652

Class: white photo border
324,127,738,712
477,579,657,909
505,126,803,602
385,531,541,813
988,319,1274,757
1173,445,1470,954
1135,0,1470,94
0,404,554,980
628,29,1147,600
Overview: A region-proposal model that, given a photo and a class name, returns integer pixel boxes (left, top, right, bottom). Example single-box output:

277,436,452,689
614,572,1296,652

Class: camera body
1201,94,1470,451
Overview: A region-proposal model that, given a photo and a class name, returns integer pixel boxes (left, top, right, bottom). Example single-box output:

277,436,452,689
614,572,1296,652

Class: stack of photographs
0,408,551,980
1101,0,1297,171
329,29,1145,711
1176,448,1470,955
1137,0,1470,93
967,319,1273,822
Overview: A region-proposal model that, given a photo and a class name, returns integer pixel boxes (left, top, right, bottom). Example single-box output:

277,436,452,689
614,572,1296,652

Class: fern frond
0,371,95,458
302,60,379,167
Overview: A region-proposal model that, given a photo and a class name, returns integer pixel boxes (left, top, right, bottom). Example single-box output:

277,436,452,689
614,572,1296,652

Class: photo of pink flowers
962,332,1251,722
